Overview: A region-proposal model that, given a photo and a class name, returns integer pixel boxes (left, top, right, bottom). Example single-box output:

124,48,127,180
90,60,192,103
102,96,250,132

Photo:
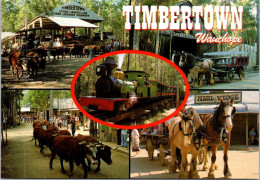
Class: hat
103,57,117,65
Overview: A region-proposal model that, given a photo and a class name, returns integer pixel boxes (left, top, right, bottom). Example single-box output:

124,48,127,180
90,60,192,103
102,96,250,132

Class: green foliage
21,90,71,111
1,90,23,127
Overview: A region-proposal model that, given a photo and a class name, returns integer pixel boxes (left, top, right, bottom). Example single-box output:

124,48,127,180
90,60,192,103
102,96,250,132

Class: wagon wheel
218,72,225,80
159,144,166,166
147,139,154,160
198,148,204,165
238,67,245,80
227,70,234,82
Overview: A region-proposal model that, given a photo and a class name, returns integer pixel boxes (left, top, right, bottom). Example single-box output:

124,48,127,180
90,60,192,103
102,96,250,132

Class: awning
21,107,31,112
48,16,99,28
1,32,17,40
186,91,259,114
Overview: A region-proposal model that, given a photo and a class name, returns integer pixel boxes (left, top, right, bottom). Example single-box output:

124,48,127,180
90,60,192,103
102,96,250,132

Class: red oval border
71,50,190,129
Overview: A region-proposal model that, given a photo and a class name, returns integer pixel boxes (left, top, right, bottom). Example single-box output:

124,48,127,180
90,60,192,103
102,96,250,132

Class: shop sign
51,1,103,20
195,92,242,104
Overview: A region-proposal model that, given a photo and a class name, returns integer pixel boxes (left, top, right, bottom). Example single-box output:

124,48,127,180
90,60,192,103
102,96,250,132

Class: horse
171,50,189,77
179,51,214,88
168,107,204,179
201,98,236,178
8,50,27,79
26,51,46,76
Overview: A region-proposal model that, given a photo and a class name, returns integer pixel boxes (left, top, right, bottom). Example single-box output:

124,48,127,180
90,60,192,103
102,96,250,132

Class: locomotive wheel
147,139,154,161
238,67,245,80
227,70,234,82
159,144,166,166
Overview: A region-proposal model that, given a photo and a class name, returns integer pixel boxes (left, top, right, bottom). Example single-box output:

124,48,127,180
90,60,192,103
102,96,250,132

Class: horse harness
169,116,196,146
201,105,235,145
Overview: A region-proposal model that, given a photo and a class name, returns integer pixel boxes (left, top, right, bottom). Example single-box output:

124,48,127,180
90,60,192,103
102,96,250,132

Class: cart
204,51,249,81
141,133,205,166
141,133,170,166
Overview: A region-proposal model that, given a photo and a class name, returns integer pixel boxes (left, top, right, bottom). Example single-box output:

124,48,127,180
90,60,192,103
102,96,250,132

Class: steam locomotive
80,57,176,112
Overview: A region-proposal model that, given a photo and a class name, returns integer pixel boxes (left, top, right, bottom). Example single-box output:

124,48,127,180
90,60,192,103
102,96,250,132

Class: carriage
140,133,171,166
140,131,204,166
203,51,249,82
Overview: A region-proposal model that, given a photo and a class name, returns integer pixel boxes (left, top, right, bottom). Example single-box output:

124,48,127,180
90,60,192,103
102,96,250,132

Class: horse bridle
215,104,236,143
179,115,194,136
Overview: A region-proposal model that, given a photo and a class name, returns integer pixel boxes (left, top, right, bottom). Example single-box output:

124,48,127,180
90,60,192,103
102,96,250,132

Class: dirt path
1,123,129,179
130,144,259,179
1,56,92,89
197,71,259,89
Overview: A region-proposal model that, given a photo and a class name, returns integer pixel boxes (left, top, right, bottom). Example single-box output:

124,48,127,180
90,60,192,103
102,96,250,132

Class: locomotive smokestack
117,54,125,70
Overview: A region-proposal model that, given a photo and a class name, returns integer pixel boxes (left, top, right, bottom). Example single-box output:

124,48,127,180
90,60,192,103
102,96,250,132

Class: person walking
121,129,128,147
70,117,76,136
131,129,140,151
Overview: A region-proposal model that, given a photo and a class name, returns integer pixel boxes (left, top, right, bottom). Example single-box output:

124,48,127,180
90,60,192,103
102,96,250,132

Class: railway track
87,97,177,124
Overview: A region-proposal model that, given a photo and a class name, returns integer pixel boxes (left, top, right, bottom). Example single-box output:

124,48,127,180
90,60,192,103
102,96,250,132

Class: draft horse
171,50,189,77
201,98,236,178
168,107,204,179
179,51,214,88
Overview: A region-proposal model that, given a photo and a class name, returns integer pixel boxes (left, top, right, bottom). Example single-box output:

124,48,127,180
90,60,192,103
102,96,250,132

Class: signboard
195,92,242,104
51,1,104,21
173,32,196,40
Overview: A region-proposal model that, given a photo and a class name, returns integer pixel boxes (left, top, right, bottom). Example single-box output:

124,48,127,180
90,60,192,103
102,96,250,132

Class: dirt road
1,56,91,89
130,144,259,179
1,123,129,179
198,71,259,89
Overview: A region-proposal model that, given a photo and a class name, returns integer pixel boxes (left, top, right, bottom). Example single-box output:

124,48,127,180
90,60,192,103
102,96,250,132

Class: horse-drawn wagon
140,130,205,167
204,51,249,82
140,132,170,166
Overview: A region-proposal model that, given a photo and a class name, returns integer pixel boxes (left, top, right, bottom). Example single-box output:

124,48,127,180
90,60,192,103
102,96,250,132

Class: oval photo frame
71,50,190,129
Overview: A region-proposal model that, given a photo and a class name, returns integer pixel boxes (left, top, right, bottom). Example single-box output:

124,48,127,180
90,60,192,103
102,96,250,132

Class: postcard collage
1,0,259,179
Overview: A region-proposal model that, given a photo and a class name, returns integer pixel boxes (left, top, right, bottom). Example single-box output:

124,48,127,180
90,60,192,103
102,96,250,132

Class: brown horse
201,98,236,178
8,50,27,79
26,51,46,76
168,107,204,178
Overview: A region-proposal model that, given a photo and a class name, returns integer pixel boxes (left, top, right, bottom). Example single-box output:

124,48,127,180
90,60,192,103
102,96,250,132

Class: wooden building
15,1,104,47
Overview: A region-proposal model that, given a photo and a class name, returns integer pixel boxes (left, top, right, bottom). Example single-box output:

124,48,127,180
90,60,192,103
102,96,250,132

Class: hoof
168,166,177,174
62,169,66,174
190,173,200,179
94,167,100,173
215,164,218,170
179,174,189,179
49,166,53,170
224,172,232,178
68,173,73,178
208,173,215,179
